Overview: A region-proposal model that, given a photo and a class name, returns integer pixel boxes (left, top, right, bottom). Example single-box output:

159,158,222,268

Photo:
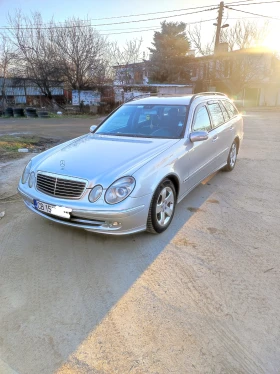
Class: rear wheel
223,140,238,171
146,179,176,234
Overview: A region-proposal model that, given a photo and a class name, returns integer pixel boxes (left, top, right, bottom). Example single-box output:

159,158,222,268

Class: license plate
34,200,72,219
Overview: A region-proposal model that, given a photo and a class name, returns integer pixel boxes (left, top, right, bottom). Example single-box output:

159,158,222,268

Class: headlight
28,172,35,188
21,161,32,184
105,176,135,204
88,185,103,203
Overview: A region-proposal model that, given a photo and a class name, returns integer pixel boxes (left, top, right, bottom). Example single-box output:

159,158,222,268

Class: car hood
35,134,179,187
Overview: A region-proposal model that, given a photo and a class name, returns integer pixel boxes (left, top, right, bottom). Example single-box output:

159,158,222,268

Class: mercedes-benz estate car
18,92,243,235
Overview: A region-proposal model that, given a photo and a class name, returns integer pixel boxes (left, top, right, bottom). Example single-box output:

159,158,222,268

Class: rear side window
219,101,230,122
223,100,239,118
192,106,211,132
207,102,224,128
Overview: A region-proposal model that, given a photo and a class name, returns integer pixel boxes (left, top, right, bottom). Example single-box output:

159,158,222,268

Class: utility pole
214,1,224,54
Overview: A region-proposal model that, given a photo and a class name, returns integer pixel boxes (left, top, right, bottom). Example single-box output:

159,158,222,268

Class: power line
226,5,280,19
101,18,217,36
52,4,220,22
227,0,280,5
100,27,161,36
226,0,255,4
1,4,220,29
0,8,218,30
1,0,274,31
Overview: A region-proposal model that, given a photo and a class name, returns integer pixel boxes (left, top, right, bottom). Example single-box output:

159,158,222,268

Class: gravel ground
0,112,280,374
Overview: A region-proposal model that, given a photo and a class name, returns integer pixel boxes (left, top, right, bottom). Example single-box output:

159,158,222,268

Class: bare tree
0,35,16,109
7,11,62,104
220,20,270,51
187,20,270,56
187,23,215,56
52,18,109,91
109,38,143,85
213,49,270,95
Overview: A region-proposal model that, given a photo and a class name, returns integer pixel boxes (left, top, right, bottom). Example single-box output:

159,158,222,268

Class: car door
221,99,243,159
206,100,230,169
186,103,218,191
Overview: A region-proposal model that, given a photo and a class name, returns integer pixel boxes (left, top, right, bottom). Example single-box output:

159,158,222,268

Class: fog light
28,172,35,188
106,221,122,229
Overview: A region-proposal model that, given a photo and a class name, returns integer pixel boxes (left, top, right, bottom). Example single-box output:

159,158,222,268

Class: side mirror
90,125,97,133
190,131,208,142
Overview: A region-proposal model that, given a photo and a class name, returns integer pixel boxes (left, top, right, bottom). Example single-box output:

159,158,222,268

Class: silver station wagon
18,92,243,235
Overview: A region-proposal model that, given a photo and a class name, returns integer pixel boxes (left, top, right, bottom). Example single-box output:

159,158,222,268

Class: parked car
18,92,243,235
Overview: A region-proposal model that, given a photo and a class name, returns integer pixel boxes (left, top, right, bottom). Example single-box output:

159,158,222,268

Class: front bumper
18,186,151,235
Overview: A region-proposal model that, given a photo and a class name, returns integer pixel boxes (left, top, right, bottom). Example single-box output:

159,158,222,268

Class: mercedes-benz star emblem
60,160,65,169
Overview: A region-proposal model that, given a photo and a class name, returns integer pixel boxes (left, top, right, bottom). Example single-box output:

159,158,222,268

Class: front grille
36,172,86,199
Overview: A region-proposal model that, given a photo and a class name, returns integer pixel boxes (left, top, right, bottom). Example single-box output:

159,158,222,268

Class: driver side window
192,105,211,132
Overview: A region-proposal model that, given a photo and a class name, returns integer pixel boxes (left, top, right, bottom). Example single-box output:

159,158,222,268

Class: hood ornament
60,160,65,169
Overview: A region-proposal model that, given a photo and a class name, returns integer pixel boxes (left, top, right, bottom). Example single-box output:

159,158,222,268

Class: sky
0,0,280,54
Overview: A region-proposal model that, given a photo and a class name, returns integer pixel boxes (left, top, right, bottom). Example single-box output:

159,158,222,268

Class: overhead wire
227,0,280,5
99,18,217,36
225,6,280,20
0,1,278,33
0,7,218,30
44,4,221,22
0,8,218,31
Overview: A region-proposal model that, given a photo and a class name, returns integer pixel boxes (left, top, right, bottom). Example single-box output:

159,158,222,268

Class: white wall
259,86,280,106
158,86,193,95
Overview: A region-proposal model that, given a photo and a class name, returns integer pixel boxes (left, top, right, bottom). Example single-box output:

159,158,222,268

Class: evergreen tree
148,21,192,83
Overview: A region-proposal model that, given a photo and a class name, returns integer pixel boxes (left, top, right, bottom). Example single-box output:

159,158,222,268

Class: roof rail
192,91,227,99
124,92,194,103
189,91,227,105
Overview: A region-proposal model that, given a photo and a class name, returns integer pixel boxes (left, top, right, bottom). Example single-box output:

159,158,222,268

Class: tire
5,107,13,117
13,108,24,117
26,112,38,118
146,179,176,234
223,140,238,172
38,111,49,118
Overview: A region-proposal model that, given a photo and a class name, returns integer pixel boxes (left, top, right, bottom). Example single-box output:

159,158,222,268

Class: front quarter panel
130,139,186,200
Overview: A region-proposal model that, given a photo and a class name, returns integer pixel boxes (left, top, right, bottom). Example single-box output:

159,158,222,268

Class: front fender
131,144,183,199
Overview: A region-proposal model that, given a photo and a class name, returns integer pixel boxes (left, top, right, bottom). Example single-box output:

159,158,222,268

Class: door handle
230,126,234,131
212,135,218,142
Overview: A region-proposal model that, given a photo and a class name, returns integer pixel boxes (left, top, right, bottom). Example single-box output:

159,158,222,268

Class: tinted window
95,104,188,139
219,101,230,122
192,106,211,132
207,102,224,128
223,100,239,118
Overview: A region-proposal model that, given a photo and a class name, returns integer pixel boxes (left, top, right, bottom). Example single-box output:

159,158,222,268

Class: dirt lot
0,112,280,374
0,116,104,142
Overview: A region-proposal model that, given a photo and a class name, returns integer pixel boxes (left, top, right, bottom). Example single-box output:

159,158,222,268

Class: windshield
95,104,188,139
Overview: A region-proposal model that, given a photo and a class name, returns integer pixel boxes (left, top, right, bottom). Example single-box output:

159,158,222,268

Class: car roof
124,96,193,105
123,93,228,106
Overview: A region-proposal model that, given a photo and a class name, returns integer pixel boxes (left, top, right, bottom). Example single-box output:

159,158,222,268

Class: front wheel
223,140,238,172
146,179,176,234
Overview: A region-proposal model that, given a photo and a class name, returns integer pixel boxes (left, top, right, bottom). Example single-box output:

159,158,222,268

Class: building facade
188,47,280,106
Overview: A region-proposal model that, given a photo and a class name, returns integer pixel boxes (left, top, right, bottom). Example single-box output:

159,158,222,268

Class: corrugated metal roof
113,84,193,88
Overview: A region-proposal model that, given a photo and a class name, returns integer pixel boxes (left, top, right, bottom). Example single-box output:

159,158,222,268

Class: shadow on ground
0,173,217,374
